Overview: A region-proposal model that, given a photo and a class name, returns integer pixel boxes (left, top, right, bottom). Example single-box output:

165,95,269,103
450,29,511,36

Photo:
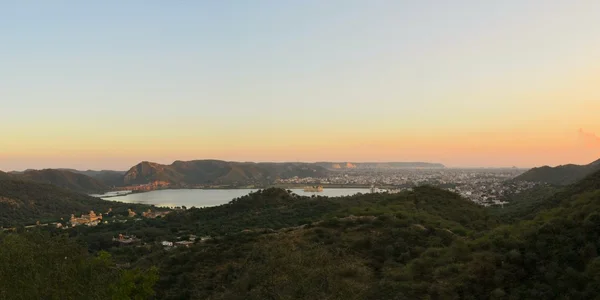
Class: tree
0,231,158,299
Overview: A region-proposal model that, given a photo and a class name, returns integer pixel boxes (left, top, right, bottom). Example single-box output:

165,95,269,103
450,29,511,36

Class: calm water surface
100,188,370,208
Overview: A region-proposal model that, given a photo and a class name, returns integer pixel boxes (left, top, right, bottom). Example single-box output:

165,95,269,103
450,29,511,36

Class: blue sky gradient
1,1,599,170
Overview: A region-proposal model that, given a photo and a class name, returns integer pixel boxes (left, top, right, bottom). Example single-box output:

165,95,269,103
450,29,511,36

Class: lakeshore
93,184,396,198
95,187,372,208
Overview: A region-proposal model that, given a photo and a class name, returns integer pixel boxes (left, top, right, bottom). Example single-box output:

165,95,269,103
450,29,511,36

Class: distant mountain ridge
315,162,445,170
513,158,600,186
2,169,109,193
2,159,446,190
123,160,330,186
59,169,126,187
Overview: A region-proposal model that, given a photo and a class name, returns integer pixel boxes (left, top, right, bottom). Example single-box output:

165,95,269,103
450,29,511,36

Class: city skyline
2,1,599,170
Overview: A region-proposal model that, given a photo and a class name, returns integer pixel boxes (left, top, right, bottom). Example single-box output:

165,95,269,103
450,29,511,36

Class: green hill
123,160,330,186
513,158,600,185
0,179,145,227
60,169,127,187
162,186,493,236
395,169,600,299
121,171,600,299
0,171,12,180
520,166,600,218
7,169,600,299
16,169,109,193
496,164,600,222
129,186,495,298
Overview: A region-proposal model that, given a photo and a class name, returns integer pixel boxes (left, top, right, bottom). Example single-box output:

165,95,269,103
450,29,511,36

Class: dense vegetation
488,185,562,222
3,168,112,193
2,169,600,299
397,174,600,299
17,169,109,193
0,231,157,299
0,171,11,180
0,179,149,227
162,186,494,237
61,169,127,187
137,172,600,299
513,158,600,186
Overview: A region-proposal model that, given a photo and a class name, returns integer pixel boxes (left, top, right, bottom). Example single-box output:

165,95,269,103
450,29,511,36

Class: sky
1,1,599,171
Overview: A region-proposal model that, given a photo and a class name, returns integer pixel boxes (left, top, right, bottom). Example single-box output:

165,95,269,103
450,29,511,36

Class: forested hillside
513,158,600,186
3,169,111,193
62,169,127,187
0,231,157,299
488,185,562,222
0,180,145,227
0,171,11,180
397,170,600,299
142,186,496,299
2,171,600,299
18,169,109,193
137,171,600,299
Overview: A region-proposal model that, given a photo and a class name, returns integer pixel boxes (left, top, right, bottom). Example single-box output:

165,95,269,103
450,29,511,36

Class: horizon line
4,157,569,173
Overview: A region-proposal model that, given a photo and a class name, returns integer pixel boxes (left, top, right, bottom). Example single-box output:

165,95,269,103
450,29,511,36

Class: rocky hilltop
123,160,330,186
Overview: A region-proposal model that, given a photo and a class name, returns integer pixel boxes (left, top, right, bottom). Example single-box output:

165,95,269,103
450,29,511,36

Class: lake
99,188,371,208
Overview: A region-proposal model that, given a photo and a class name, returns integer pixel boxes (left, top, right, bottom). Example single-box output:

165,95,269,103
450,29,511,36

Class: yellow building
128,209,137,217
70,211,102,226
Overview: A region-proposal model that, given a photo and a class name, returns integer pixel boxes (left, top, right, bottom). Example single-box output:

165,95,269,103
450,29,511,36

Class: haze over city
2,1,599,171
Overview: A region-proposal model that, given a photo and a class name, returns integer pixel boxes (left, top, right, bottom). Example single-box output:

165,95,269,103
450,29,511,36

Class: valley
2,160,600,298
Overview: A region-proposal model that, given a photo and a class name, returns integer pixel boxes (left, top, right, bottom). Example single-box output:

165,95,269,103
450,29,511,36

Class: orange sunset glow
1,1,599,171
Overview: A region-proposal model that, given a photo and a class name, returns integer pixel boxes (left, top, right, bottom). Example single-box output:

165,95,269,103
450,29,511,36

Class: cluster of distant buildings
112,233,211,249
114,180,171,192
277,168,532,206
1,207,176,232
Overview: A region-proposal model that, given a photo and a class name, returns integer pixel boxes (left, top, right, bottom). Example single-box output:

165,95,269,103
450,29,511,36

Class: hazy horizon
3,157,598,173
2,1,599,171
